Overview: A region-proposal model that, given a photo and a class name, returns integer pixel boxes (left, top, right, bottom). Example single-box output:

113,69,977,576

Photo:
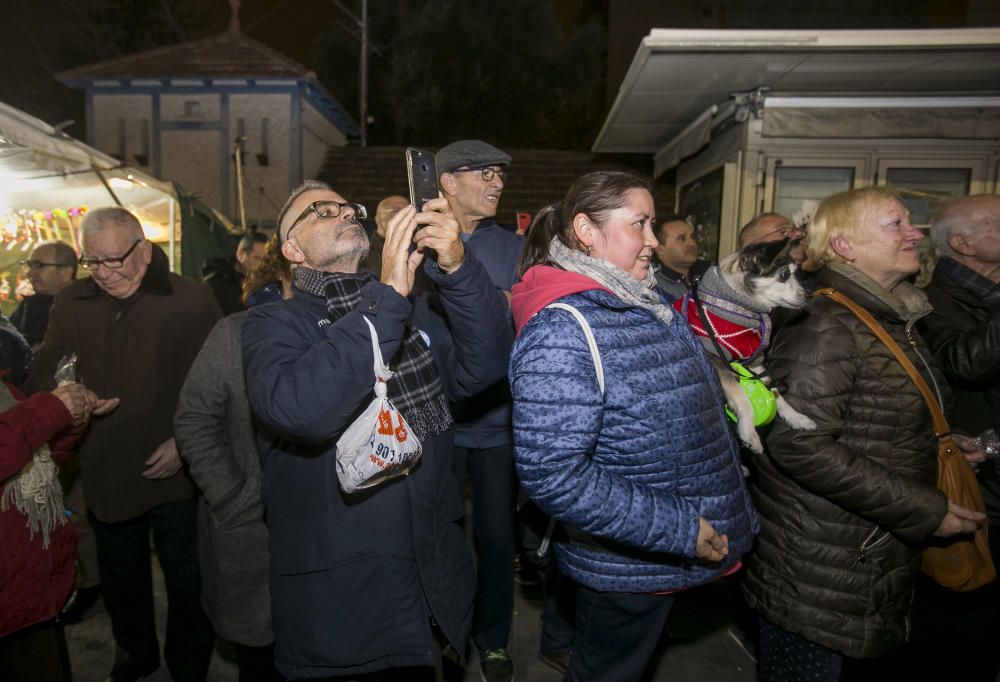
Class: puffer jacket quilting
511,288,758,593
743,266,949,659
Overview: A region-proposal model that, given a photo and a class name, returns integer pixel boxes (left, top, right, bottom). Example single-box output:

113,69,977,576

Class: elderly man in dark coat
915,193,1000,681
241,180,512,680
26,207,221,682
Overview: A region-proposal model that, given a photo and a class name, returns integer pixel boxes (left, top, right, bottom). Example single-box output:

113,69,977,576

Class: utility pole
331,0,369,146
359,0,368,147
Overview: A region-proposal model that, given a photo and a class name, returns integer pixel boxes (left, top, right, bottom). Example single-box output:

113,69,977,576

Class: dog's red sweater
673,297,762,361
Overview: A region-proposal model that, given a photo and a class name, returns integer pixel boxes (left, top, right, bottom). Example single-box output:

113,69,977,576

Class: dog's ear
738,238,791,275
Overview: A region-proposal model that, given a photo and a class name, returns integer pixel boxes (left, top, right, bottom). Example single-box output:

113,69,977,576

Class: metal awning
592,28,1000,170
0,101,178,243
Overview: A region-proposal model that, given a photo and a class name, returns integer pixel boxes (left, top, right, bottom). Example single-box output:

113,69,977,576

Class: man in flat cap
437,140,523,682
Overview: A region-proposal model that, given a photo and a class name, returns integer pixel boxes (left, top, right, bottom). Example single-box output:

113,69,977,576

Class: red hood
511,265,609,335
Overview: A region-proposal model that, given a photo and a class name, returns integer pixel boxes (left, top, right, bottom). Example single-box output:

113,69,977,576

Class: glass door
876,159,984,227
763,157,868,229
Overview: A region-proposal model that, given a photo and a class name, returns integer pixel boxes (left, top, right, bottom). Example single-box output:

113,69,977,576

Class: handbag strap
546,302,604,395
537,301,604,559
361,316,392,383
814,287,950,441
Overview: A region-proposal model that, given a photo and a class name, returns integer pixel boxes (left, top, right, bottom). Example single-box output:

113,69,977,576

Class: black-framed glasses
453,166,508,183
284,200,368,241
20,260,73,270
79,239,143,270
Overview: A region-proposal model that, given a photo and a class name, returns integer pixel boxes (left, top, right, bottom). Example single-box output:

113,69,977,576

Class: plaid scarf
935,257,1000,301
294,268,453,441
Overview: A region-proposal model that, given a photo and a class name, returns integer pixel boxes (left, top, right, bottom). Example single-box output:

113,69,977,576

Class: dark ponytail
516,202,564,279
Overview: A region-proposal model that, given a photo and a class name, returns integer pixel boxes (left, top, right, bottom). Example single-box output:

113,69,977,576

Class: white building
593,28,1000,260
59,26,357,229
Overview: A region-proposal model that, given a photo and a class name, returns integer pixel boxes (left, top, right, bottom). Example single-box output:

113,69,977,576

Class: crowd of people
0,138,998,682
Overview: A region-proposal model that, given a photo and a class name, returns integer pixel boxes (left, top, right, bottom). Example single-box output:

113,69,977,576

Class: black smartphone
405,148,439,211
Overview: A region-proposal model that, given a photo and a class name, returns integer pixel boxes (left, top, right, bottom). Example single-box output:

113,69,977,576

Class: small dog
674,239,816,454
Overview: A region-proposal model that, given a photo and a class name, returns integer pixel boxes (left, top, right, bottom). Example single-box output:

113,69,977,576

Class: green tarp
175,183,239,280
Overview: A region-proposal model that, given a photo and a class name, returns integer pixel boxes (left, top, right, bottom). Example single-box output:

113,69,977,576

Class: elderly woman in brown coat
742,187,985,681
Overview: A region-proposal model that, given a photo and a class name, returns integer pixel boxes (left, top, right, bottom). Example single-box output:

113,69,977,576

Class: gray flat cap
436,140,511,175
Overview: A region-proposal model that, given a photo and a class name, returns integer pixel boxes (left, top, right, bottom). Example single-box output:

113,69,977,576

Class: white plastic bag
335,317,423,493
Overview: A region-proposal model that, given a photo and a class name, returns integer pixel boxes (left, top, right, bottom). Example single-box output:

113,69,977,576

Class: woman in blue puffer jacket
510,171,757,682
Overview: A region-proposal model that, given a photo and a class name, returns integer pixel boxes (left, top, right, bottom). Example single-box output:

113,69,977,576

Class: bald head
25,241,77,294
931,194,1000,257
375,195,409,238
931,194,1000,282
739,213,800,247
739,212,807,264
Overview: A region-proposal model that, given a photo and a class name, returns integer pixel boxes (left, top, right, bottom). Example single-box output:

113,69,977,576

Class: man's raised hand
414,197,465,274
380,205,424,297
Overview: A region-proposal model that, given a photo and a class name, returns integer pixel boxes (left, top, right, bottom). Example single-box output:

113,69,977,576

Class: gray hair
278,180,332,241
930,195,988,258
80,206,144,241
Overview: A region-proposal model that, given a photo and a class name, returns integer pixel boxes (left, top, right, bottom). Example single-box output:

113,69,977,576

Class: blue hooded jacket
509,265,758,593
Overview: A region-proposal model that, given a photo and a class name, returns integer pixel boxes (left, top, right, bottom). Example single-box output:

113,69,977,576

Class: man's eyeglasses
79,239,143,270
20,260,73,270
452,166,508,183
284,200,368,241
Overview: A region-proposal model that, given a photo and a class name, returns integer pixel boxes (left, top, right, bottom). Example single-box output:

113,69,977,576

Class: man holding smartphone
242,180,512,680
437,140,522,682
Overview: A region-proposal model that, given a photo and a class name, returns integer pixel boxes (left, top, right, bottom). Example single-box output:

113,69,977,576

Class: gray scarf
698,267,772,314
547,237,674,327
826,262,933,322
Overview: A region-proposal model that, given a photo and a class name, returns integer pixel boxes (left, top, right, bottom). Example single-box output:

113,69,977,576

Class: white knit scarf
0,383,66,548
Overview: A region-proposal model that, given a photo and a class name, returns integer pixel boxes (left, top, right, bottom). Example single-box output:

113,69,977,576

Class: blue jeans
91,498,214,682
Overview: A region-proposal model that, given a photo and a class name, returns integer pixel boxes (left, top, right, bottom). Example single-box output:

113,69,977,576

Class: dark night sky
0,0,363,138
0,0,604,141
1,0,995,144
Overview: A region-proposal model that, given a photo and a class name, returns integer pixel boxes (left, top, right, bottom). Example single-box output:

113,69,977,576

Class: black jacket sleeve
921,285,1000,387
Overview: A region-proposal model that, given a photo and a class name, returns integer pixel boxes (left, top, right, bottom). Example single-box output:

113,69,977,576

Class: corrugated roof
58,31,313,81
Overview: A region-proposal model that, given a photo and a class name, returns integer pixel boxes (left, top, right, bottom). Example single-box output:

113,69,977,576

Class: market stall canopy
592,28,1000,175
0,100,178,243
